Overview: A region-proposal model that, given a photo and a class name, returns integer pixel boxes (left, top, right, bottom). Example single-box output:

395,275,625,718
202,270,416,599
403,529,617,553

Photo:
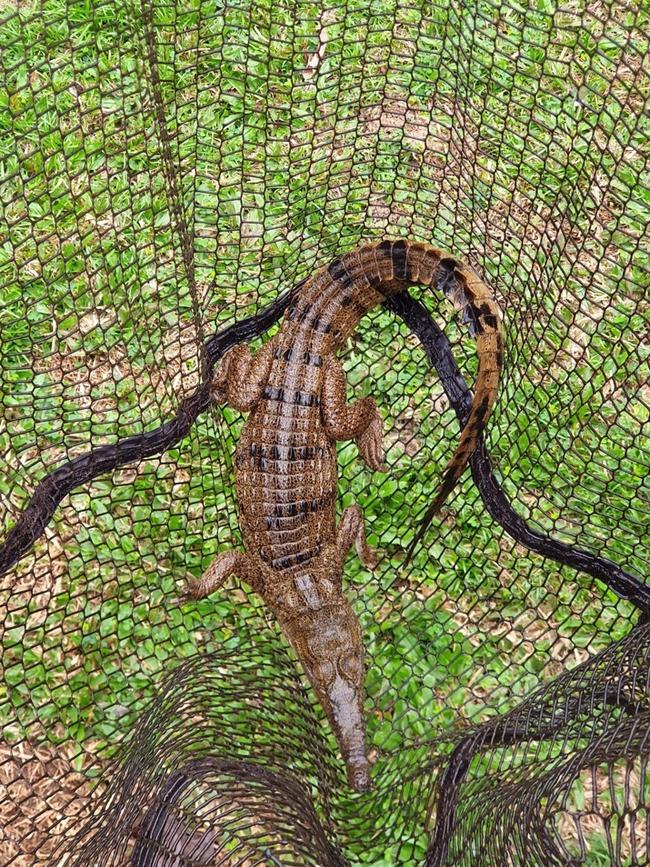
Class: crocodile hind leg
335,504,379,570
182,550,264,600
321,356,386,472
211,342,274,411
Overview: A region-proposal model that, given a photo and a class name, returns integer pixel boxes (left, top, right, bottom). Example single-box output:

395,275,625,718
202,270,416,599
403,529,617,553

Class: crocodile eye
313,660,335,685
339,655,363,682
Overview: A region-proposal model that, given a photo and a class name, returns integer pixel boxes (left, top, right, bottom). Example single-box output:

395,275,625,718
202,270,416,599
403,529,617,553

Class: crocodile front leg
321,356,386,472
182,550,264,600
211,342,274,411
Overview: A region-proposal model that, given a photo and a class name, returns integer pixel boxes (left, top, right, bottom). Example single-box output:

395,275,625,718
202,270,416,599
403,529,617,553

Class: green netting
0,0,648,864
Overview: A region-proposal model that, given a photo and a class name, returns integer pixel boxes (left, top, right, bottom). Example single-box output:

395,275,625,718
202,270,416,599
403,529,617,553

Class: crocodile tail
392,243,503,555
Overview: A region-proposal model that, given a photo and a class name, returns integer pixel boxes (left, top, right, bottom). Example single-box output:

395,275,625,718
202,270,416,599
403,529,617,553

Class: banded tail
356,240,503,553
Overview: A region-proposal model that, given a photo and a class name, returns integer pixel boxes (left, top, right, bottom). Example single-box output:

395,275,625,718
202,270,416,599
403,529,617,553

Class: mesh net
50,622,650,866
0,0,648,864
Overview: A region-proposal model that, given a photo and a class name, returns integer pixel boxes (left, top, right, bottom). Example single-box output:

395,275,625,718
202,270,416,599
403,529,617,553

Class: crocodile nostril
348,762,371,793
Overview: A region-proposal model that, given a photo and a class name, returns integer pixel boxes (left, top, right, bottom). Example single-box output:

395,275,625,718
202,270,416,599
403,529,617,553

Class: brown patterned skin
183,240,503,792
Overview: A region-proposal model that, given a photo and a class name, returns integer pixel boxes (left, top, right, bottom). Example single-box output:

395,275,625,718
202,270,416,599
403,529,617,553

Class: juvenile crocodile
183,240,503,791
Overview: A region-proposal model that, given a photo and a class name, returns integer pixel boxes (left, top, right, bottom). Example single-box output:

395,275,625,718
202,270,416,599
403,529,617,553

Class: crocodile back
234,239,503,568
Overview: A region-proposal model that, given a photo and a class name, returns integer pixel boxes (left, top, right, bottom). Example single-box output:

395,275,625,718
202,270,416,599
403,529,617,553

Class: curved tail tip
402,487,450,567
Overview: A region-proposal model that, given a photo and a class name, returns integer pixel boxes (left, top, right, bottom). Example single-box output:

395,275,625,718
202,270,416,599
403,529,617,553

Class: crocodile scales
183,240,503,791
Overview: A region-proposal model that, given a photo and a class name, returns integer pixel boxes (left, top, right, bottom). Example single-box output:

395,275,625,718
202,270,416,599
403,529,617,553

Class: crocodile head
279,587,370,793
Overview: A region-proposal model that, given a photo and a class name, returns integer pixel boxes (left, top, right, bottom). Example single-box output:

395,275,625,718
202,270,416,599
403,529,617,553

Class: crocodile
183,240,503,791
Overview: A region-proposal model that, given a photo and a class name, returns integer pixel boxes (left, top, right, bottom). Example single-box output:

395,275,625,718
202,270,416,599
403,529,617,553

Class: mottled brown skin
183,240,503,792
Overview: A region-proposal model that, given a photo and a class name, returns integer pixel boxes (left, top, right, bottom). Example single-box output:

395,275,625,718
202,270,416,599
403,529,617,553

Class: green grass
0,0,649,862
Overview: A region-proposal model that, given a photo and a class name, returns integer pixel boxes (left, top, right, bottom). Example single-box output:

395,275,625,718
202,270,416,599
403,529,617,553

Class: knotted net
0,0,647,863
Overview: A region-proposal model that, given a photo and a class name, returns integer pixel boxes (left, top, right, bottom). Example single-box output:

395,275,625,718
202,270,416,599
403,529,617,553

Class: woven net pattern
0,0,648,864
426,621,650,867
43,624,650,866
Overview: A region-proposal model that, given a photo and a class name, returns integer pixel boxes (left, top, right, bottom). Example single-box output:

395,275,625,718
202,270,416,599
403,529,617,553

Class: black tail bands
377,243,503,560
422,259,503,526
386,292,650,616
0,285,302,579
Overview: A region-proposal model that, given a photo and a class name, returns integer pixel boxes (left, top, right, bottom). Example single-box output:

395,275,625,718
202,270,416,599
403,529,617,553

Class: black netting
426,621,650,867
42,623,650,865
0,0,648,864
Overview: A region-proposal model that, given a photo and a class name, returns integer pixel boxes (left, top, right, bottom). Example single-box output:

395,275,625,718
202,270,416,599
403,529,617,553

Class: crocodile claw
172,576,206,606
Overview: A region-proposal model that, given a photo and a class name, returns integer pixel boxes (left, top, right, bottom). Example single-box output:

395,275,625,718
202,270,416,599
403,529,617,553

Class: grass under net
0,0,648,864
47,621,650,866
